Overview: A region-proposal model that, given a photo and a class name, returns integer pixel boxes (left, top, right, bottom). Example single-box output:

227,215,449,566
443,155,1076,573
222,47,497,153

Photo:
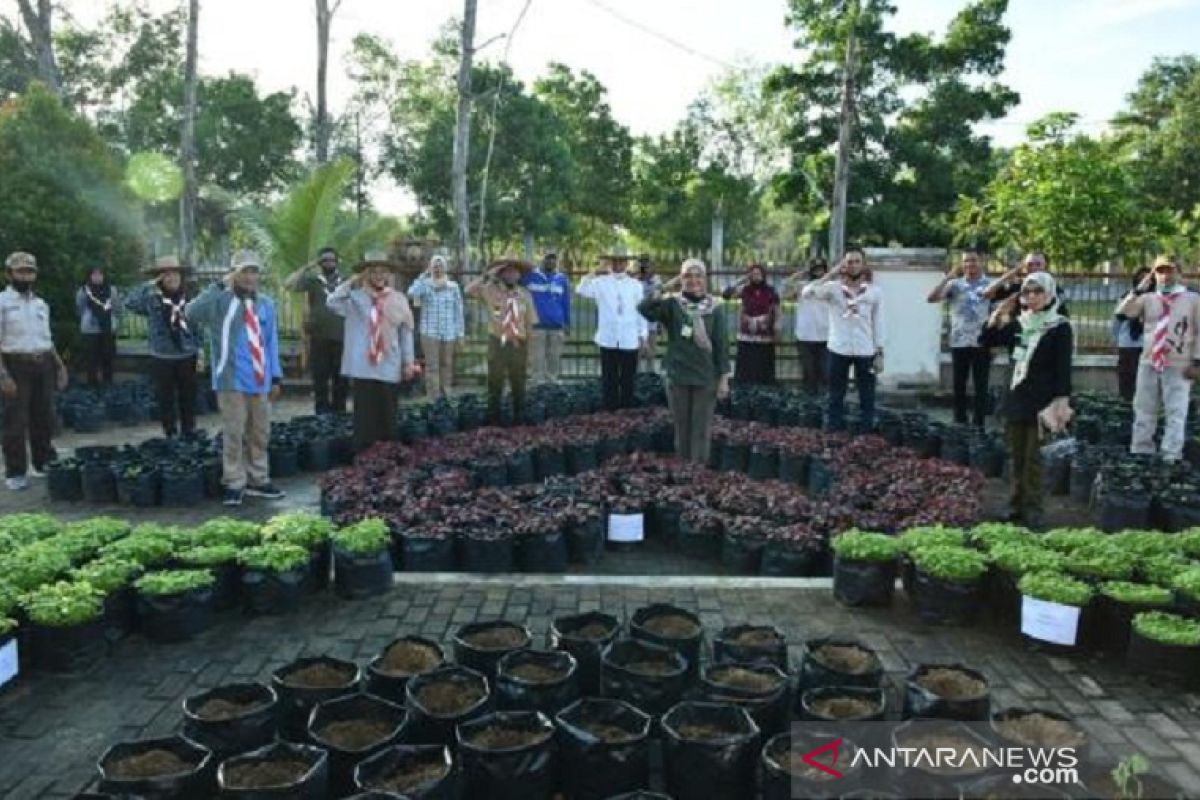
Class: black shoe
223,487,244,506
245,483,285,499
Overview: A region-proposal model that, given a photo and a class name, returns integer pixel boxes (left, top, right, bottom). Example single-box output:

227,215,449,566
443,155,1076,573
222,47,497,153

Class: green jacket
638,295,730,388
290,270,345,341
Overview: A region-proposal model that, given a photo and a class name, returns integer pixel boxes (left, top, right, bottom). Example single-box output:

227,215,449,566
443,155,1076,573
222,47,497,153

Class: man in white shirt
802,247,885,433
578,254,648,411
782,257,831,393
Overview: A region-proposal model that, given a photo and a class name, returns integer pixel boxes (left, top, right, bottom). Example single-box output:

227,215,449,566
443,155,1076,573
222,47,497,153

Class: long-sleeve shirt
466,279,539,343
521,269,572,330
286,269,345,342
1116,289,1200,368
125,283,203,360
638,295,730,388
185,285,283,395
327,282,415,383
577,273,648,350
0,287,54,354
983,320,1073,421
75,286,121,334
407,277,465,342
801,280,884,358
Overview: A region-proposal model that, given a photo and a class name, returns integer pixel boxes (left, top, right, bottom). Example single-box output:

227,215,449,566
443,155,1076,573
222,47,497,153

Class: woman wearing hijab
983,271,1073,529
722,263,780,385
75,266,121,386
125,256,203,437
639,258,731,463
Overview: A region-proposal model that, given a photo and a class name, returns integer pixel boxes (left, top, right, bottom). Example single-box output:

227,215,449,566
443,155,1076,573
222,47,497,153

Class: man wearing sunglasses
984,251,1069,316
1117,255,1200,463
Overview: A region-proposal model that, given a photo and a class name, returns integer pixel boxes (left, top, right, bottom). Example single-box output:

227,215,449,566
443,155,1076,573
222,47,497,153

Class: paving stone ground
2,575,1200,798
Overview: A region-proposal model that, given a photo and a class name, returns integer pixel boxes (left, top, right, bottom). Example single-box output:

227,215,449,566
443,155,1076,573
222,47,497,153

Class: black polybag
241,566,305,615
832,556,897,607
405,665,492,747
183,683,278,758
217,741,328,798
661,701,760,800
308,693,409,798
334,545,395,600
452,621,531,680
366,636,446,704
903,663,991,721
98,735,213,800
495,649,580,715
554,698,652,800
798,637,883,691
712,625,787,670
629,604,703,682
548,611,620,696
271,656,361,742
353,744,462,800
600,638,687,718
456,711,558,800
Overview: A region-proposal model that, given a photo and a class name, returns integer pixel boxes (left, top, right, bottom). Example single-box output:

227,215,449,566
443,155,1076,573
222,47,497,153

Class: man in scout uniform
465,258,539,426
284,245,348,414
327,250,418,451
125,255,204,438
0,252,68,491
186,250,285,506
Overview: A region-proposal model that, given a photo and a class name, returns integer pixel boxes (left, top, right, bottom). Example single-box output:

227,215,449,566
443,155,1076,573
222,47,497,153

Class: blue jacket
186,284,283,395
125,283,203,359
521,269,571,330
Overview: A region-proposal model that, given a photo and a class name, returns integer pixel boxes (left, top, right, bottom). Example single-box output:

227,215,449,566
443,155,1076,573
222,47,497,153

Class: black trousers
951,346,992,427
352,378,398,452
735,341,776,385
2,354,56,477
310,338,347,414
1117,348,1140,402
153,356,198,437
798,341,827,394
487,337,528,426
81,332,116,386
601,347,637,411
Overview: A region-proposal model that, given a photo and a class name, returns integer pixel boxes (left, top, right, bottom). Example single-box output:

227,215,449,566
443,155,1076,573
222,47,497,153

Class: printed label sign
0,639,18,689
1021,595,1081,646
608,513,644,543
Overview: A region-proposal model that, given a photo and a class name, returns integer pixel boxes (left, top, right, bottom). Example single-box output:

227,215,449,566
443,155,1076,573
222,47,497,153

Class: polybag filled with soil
548,611,620,696
456,711,557,800
452,620,531,680
353,744,461,800
554,698,652,800
308,693,409,797
798,637,883,691
183,683,278,758
270,656,361,742
799,686,887,722
660,701,761,800
629,604,703,682
367,636,446,704
495,649,579,715
98,735,214,800
217,741,328,799
600,638,688,717
712,624,787,670
699,662,791,736
903,663,991,721
405,665,492,747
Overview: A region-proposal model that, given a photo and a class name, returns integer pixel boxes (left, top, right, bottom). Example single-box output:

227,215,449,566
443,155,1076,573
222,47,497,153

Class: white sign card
1021,595,1081,646
0,639,18,689
608,514,645,543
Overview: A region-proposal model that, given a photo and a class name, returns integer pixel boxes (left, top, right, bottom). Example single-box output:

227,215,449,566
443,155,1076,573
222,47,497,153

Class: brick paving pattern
2,576,1199,797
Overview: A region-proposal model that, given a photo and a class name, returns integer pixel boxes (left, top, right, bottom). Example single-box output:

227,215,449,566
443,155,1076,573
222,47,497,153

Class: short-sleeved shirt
0,287,54,353
944,276,991,349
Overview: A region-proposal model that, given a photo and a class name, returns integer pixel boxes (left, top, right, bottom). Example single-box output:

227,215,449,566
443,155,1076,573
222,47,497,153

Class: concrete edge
391,572,835,589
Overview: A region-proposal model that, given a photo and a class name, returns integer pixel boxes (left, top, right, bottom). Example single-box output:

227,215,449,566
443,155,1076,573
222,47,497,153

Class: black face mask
10,278,33,294
683,291,704,302
544,261,558,273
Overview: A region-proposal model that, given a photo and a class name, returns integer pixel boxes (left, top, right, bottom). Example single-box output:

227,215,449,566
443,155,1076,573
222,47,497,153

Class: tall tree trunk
829,0,859,264
180,0,200,268
16,0,59,95
452,0,478,274
315,0,341,164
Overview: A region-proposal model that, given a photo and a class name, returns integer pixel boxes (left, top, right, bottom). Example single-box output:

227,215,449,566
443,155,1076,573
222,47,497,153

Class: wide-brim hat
228,249,263,274
355,249,398,273
1153,254,1179,270
602,253,633,263
143,255,193,276
489,257,535,276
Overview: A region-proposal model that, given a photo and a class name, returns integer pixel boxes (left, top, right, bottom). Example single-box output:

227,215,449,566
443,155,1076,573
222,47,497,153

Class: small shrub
21,581,105,627
1099,581,1172,607
179,545,239,567
989,542,1065,576
0,581,18,616
0,513,63,548
1139,554,1192,586
1177,530,1200,559
967,523,1033,551
1171,567,1200,602
261,512,332,550
911,545,988,583
831,530,901,562
100,533,175,568
1109,530,1176,559
69,557,143,594
1018,571,1094,607
238,543,310,573
1132,611,1200,647
331,518,391,556
1064,542,1134,581
898,526,966,554
195,517,261,548
0,541,72,591
134,569,215,597
1042,528,1104,553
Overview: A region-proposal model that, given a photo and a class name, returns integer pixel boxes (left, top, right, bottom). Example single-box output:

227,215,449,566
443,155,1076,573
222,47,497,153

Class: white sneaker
6,476,29,491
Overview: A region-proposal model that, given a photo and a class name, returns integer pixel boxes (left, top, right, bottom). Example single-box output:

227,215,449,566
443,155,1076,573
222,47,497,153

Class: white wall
867,248,946,388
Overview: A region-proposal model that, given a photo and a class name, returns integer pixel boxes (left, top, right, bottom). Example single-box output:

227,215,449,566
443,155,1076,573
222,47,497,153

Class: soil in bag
833,556,897,607
271,657,361,742
353,744,461,800
903,664,991,721
495,649,579,715
183,683,278,759
630,604,703,682
456,711,557,800
548,611,620,696
991,708,1088,751
309,694,409,798
761,731,861,800
799,686,887,722
333,546,395,600
661,701,761,800
798,638,884,691
700,663,791,737
98,736,213,800
713,625,787,670
600,638,687,718
217,742,328,799
404,666,492,747
367,636,445,704
554,698,652,800
452,621,531,680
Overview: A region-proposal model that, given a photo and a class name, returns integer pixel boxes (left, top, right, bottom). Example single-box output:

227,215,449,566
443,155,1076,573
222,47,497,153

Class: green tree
955,113,1169,268
768,0,1018,248
0,84,144,350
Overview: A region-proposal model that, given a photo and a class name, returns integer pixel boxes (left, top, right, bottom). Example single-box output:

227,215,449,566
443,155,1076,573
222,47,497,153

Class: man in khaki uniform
0,252,68,491
465,258,539,425
1117,254,1200,462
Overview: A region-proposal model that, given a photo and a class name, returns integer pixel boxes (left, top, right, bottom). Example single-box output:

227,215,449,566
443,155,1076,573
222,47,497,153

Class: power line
578,0,736,70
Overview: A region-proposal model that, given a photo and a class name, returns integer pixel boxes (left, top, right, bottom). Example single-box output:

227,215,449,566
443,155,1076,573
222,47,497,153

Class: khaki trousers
670,383,716,463
218,391,270,490
1007,419,1043,521
1132,363,1193,461
528,328,565,384
421,336,457,399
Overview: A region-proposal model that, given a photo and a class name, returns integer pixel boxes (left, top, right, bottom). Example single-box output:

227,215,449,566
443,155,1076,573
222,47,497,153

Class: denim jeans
825,352,876,432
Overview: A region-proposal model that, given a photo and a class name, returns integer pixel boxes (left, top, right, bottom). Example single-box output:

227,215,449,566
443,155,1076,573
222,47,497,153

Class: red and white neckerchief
161,294,189,333
368,288,391,365
840,281,868,319
501,293,523,346
243,298,266,386
1151,289,1183,373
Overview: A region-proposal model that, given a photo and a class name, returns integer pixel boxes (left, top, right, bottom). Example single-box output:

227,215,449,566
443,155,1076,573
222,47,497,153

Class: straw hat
355,249,397,273
143,254,192,276
489,257,535,276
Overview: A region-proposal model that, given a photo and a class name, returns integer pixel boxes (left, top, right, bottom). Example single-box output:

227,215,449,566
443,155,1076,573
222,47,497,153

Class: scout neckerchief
315,268,339,299
677,293,714,353
368,287,392,365
160,289,189,346
840,278,869,319
1151,284,1187,373
241,295,266,386
501,288,523,345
